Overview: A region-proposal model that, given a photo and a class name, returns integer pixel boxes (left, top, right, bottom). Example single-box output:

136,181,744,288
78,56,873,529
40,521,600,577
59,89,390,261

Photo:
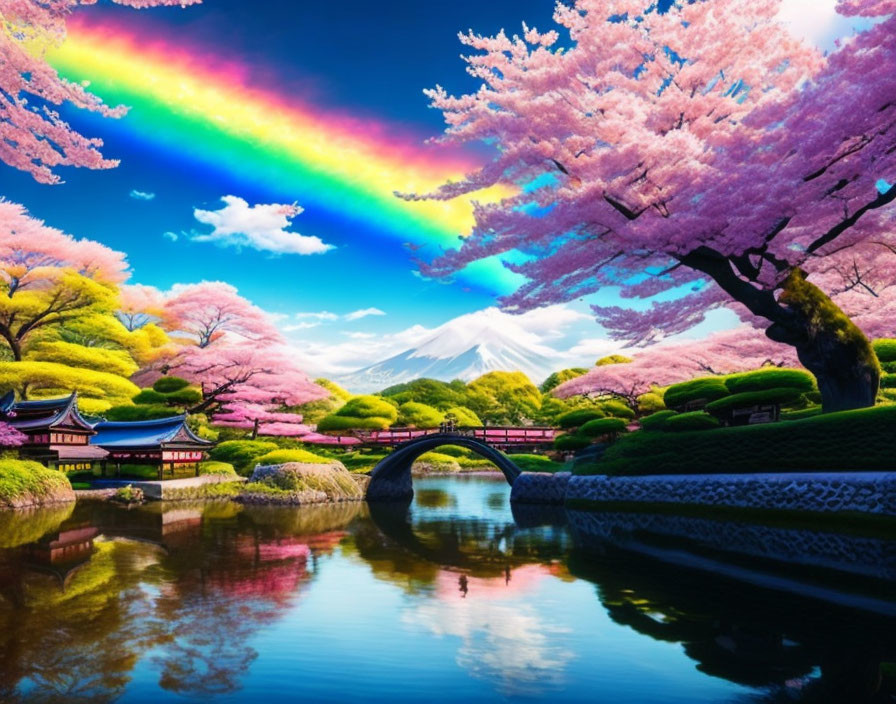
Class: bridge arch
366,433,522,501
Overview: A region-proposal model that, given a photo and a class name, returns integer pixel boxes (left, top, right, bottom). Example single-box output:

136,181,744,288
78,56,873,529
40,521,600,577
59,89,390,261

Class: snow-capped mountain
337,308,560,392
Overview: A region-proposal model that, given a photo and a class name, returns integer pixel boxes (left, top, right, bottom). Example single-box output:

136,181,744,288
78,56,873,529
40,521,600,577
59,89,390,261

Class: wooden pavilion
90,415,214,479
0,391,109,472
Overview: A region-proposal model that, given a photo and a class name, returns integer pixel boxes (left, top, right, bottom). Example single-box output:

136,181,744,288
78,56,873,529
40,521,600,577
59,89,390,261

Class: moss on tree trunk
767,269,879,412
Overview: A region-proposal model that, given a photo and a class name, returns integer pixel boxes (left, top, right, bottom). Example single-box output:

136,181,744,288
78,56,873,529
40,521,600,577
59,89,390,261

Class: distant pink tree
213,403,313,439
415,0,896,411
0,0,198,184
162,282,280,348
117,284,166,331
0,422,26,447
556,326,800,404
147,282,326,433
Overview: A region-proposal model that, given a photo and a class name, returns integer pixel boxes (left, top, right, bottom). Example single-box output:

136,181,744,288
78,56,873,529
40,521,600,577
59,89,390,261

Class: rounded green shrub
0,459,73,509
639,410,679,431
162,387,203,404
397,401,443,428
663,377,730,409
253,448,332,466
662,411,720,432
579,417,628,437
553,434,592,452
316,415,393,432
153,376,190,393
209,439,279,474
557,408,606,429
637,392,666,414
443,406,482,427
724,368,815,394
132,389,167,405
199,461,237,476
781,406,822,421
873,338,896,363
880,374,896,389
104,404,179,421
600,400,636,419
705,387,803,414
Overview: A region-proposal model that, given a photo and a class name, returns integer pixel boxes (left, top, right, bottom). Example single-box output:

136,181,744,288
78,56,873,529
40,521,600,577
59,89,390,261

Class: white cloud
345,307,386,321
162,231,179,242
294,311,340,321
344,331,377,339
192,195,333,255
777,0,874,50
282,321,321,331
130,189,156,201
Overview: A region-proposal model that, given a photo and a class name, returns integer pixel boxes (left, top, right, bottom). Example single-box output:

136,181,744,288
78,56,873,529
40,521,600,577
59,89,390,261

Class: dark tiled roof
4,393,95,432
91,415,213,449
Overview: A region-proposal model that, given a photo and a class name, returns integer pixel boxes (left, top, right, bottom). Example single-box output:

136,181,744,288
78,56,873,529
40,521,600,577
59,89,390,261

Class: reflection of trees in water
0,500,362,701
349,501,572,590
567,545,896,702
0,503,75,549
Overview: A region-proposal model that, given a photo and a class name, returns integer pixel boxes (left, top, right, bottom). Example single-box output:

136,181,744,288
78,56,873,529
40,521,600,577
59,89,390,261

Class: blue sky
1,0,864,377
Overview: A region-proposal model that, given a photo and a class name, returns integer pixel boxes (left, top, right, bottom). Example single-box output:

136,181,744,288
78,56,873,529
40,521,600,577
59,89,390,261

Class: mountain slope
337,308,558,392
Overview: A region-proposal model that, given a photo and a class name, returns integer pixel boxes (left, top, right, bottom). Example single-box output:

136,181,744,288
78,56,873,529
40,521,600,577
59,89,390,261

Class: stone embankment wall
567,509,896,581
511,471,896,516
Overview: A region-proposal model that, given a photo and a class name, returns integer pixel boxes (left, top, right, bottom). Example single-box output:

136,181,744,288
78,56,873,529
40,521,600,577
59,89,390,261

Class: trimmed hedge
252,448,333,466
880,374,896,389
554,434,592,452
579,405,896,476
637,392,666,414
104,404,179,421
639,410,678,431
209,439,279,474
580,417,628,437
132,389,167,405
557,408,605,429
724,368,815,394
781,406,822,421
601,400,636,420
663,377,729,409
662,411,719,432
510,454,567,473
704,388,802,414
153,376,190,393
873,339,896,363
163,387,203,404
199,461,237,476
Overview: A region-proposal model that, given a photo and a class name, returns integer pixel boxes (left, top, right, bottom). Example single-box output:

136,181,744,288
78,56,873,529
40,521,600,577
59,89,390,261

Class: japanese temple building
0,391,109,472
90,415,214,479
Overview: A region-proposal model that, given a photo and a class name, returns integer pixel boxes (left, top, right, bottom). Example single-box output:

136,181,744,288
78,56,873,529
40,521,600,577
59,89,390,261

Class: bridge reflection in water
0,480,894,702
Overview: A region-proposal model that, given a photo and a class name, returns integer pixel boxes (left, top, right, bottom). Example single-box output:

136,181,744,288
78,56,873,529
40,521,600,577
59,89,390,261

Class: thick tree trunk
766,270,879,413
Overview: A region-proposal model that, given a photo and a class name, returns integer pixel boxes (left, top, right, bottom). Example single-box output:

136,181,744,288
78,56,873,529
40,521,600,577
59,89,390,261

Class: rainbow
48,20,521,291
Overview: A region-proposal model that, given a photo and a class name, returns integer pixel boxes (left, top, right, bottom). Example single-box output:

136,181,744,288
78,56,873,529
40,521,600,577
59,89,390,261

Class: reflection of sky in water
3,478,864,703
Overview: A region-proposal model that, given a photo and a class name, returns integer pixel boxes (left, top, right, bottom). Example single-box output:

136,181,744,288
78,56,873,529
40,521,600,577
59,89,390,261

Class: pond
0,475,893,703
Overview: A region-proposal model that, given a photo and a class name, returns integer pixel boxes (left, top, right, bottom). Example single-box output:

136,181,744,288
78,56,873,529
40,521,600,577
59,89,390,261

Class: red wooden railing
342,426,559,447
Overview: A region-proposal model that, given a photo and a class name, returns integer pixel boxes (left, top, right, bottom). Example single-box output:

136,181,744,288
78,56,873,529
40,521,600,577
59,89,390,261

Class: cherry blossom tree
161,282,280,348
147,282,326,433
0,422,25,447
0,200,128,360
416,0,896,411
556,326,800,403
117,284,165,332
0,0,199,184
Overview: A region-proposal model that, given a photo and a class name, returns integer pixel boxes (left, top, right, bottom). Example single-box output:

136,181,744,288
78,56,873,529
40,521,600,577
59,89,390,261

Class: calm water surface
0,475,893,703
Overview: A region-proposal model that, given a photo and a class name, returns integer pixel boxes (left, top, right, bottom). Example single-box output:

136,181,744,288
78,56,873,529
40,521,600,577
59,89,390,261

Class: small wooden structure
0,391,109,472
90,415,213,480
350,426,558,451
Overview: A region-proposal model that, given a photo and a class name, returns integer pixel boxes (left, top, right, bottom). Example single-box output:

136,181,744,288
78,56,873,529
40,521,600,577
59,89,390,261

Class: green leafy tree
464,371,541,425
397,401,444,428
317,395,399,432
540,368,588,394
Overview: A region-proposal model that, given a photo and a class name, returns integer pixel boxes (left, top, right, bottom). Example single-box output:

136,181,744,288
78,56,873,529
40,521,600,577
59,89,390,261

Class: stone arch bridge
366,432,525,502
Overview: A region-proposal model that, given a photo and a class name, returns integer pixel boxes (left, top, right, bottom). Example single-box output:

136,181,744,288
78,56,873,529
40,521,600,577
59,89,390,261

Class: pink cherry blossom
0,0,199,183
